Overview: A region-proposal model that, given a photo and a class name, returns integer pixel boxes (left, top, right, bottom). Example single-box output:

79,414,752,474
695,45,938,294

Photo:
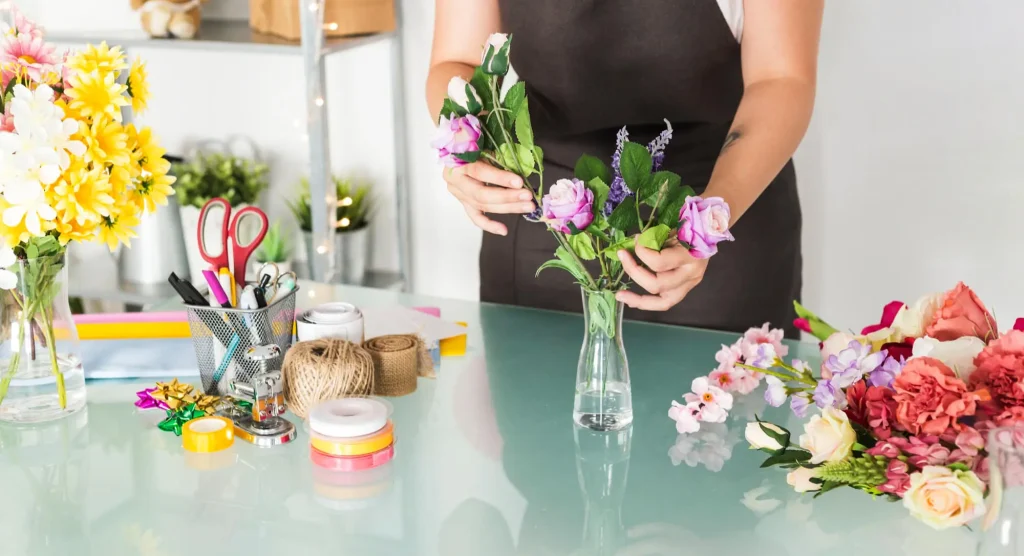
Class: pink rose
892,357,978,436
432,113,482,168
926,282,998,342
970,330,1024,409
541,178,594,233
677,196,734,259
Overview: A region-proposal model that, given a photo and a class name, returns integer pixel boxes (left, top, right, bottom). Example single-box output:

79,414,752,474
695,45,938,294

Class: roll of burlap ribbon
362,334,431,397
283,338,375,418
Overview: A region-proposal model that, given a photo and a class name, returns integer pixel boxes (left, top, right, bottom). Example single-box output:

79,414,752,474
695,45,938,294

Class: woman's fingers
463,205,508,236
617,250,661,294
634,240,695,273
616,278,698,311
463,162,524,189
447,182,534,214
446,172,533,212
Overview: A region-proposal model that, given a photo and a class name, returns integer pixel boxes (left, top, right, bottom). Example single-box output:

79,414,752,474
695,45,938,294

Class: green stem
40,308,66,409
554,233,597,290
0,305,27,407
737,362,817,386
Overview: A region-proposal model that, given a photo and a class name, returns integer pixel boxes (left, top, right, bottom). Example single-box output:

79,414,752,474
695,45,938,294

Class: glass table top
0,286,979,555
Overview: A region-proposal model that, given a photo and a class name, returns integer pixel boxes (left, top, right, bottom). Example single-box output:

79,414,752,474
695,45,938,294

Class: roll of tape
310,443,395,472
309,398,388,438
182,416,235,453
313,479,391,501
310,421,394,457
297,303,364,343
312,460,394,487
184,450,237,471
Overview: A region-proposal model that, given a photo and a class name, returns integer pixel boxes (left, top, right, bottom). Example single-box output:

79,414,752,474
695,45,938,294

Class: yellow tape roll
183,416,235,453
310,421,394,457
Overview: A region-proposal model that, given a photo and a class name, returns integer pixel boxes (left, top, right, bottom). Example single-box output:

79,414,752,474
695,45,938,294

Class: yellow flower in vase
65,69,128,122
54,216,97,246
126,57,150,114
128,125,168,174
97,204,141,250
83,117,130,167
51,163,116,226
132,171,175,213
64,42,127,75
0,196,34,248
108,165,133,196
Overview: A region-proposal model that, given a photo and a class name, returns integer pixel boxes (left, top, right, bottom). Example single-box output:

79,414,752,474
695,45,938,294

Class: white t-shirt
716,0,744,43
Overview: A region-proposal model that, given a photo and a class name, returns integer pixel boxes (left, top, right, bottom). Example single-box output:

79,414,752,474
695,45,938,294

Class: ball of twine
363,335,425,397
283,338,374,419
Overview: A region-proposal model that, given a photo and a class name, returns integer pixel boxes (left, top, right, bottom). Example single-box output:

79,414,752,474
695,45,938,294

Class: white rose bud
745,421,785,451
447,76,483,114
911,336,986,381
480,32,511,75
798,406,857,464
787,467,822,493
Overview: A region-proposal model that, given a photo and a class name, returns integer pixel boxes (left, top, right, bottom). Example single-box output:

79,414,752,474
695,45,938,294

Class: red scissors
197,198,269,286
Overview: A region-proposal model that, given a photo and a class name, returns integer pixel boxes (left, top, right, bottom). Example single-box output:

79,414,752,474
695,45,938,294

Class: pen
203,270,233,309
218,267,236,307
212,333,241,386
239,286,258,311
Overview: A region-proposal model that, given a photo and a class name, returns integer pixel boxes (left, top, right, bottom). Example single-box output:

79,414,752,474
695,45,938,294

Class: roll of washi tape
309,398,388,438
313,479,392,502
184,450,238,471
310,421,394,457
312,460,394,487
182,416,235,453
310,443,395,472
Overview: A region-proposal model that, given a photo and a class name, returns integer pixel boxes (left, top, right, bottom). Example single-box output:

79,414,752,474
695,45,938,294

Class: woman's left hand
615,238,708,311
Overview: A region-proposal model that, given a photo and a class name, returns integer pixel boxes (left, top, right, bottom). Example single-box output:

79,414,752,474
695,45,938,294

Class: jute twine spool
283,338,375,418
362,334,430,397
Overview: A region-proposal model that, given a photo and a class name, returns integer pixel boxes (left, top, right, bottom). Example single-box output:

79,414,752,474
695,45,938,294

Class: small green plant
287,176,372,233
255,220,291,263
172,153,270,208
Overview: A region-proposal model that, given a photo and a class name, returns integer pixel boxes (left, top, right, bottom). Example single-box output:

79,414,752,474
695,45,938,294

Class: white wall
24,0,1024,328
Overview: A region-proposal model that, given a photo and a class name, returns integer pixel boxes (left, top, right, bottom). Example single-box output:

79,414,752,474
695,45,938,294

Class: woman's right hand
444,161,536,236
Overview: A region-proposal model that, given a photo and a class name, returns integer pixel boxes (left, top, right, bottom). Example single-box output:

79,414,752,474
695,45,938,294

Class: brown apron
485,0,802,336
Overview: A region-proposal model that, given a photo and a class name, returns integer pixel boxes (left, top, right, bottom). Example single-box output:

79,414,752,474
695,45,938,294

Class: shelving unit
50,3,413,297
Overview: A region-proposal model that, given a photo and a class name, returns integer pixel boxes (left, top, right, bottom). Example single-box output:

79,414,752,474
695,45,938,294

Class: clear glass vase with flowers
0,9,175,422
433,34,735,430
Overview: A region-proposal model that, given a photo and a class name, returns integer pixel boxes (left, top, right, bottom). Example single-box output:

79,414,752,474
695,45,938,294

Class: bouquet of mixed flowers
0,8,174,407
669,281,1024,530
432,34,734,338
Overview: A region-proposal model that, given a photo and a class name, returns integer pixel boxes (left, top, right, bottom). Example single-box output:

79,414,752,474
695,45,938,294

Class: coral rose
926,282,997,342
892,357,978,436
971,330,1024,409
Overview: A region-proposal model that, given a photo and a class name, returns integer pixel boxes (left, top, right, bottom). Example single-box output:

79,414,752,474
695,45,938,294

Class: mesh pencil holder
185,288,298,395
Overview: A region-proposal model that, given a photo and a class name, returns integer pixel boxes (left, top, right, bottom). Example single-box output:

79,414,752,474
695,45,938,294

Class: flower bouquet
433,34,734,430
670,281,1024,530
0,9,174,422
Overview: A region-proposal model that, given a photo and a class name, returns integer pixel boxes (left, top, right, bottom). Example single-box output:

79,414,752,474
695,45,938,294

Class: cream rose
787,466,821,493
745,422,785,451
798,406,856,464
447,76,482,113
891,292,946,339
902,466,986,530
911,336,986,381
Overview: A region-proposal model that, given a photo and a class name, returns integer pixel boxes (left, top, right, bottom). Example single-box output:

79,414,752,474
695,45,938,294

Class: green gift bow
157,403,207,436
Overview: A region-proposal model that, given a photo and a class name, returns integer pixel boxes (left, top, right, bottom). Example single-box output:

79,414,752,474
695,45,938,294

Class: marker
218,267,236,307
239,285,258,311
203,270,233,309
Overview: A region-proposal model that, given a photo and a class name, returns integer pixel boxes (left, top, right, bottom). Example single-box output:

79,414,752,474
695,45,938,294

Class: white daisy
0,246,18,290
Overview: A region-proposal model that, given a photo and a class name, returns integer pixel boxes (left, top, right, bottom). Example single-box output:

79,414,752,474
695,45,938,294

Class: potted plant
251,220,292,281
287,176,373,285
172,153,270,285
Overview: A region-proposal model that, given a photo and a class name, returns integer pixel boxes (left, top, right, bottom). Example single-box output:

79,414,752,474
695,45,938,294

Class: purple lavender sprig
603,121,674,216
647,119,674,171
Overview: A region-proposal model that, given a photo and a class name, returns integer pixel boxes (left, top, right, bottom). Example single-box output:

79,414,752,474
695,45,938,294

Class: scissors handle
229,206,269,286
197,198,231,271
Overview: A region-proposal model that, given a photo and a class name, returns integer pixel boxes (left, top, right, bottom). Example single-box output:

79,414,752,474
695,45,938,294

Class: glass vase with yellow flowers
0,8,175,422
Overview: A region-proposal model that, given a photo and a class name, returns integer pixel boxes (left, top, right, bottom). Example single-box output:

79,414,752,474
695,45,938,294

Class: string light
338,217,351,228
339,197,353,207
324,22,339,31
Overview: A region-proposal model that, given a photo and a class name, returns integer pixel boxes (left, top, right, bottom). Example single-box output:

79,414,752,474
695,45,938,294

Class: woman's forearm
703,77,816,223
426,61,476,122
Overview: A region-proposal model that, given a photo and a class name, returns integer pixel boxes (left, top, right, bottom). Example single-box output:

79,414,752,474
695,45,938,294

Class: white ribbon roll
297,302,365,343
309,398,388,438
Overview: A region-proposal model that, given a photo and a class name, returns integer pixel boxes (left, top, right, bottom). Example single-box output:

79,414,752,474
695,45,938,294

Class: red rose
865,385,899,439
926,282,998,342
971,330,1024,408
892,357,978,436
881,340,914,361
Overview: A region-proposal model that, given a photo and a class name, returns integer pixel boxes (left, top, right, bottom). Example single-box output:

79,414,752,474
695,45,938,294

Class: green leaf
757,420,792,451
470,66,494,112
640,171,682,205
948,462,970,472
464,83,483,114
637,224,672,252
588,226,611,244
587,177,610,217
619,142,652,191
496,143,535,177
533,145,544,173
503,81,526,120
440,98,465,120
484,113,506,150
0,77,16,113
587,290,617,337
602,237,635,260
537,246,589,285
657,185,695,228
607,196,639,231
453,151,481,164
514,98,534,149
568,233,596,261
813,480,844,498
575,155,612,185
760,449,811,468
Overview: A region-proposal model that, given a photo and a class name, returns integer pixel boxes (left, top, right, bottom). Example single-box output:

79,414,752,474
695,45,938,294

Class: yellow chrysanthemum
66,69,128,122
82,117,130,167
133,171,176,213
97,204,141,251
51,163,116,225
108,165,133,196
126,57,150,114
54,216,98,246
55,97,84,123
64,42,127,75
129,125,168,173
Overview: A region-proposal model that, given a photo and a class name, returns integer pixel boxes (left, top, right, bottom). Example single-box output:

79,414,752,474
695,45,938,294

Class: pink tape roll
312,461,394,487
310,443,395,472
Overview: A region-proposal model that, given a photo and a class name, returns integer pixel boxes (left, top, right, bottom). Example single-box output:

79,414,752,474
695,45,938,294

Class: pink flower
1015,318,1024,332
668,400,701,434
740,322,790,360
0,104,12,133
793,318,812,335
926,282,998,342
431,113,482,168
970,330,1024,409
862,300,907,336
889,435,952,467
1,32,58,82
709,366,759,394
2,5,43,39
715,343,743,368
955,427,985,457
683,376,734,423
542,178,594,233
995,406,1024,426
866,440,901,459
878,459,912,497
892,357,978,436
677,196,734,258
973,456,990,484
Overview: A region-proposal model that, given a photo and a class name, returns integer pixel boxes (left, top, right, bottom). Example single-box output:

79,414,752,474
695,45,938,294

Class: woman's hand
615,238,708,311
444,161,536,236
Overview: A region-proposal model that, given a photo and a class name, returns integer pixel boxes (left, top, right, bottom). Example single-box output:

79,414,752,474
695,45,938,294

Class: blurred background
12,0,1024,328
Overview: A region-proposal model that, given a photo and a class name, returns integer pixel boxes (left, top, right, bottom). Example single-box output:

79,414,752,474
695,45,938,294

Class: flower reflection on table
667,422,739,473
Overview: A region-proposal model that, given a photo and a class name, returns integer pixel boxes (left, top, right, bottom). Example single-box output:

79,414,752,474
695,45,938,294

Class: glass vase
979,424,1024,555
575,425,633,555
573,288,632,431
0,255,86,423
